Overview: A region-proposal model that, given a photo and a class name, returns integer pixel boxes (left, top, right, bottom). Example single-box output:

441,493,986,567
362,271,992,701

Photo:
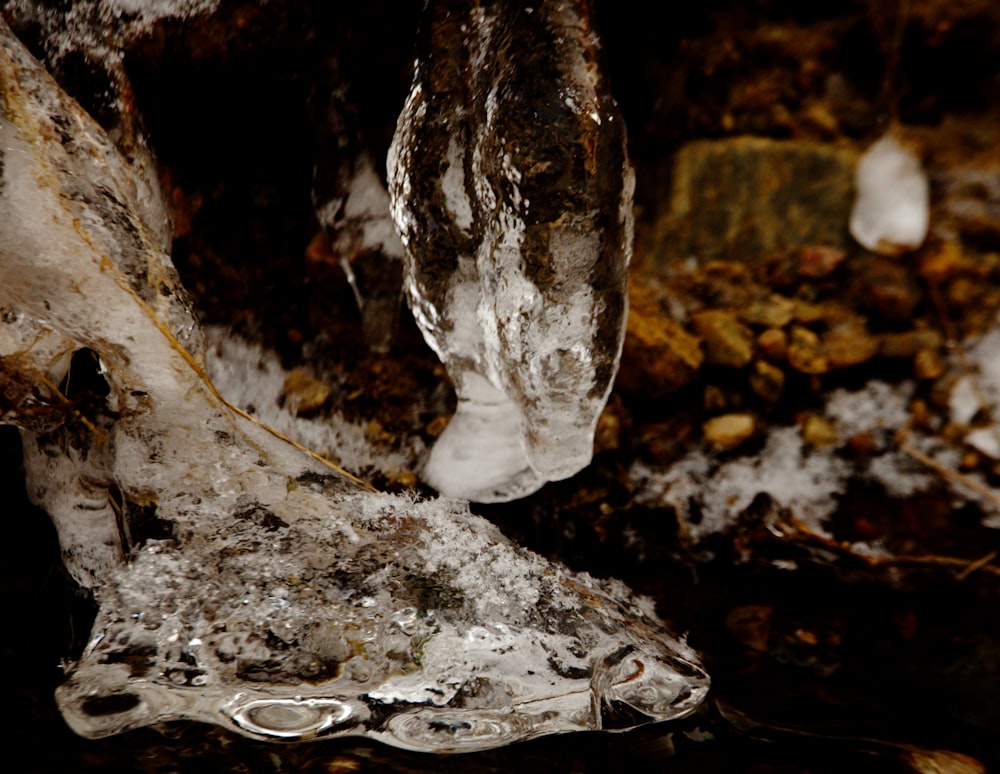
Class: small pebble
749,359,785,403
757,327,788,361
801,414,838,448
824,326,878,368
282,369,331,415
740,294,796,328
880,330,943,358
914,348,945,381
796,245,845,279
691,310,755,368
787,326,829,374
704,413,756,451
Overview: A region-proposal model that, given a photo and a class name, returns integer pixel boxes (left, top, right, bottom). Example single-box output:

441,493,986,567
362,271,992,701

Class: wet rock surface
653,137,858,265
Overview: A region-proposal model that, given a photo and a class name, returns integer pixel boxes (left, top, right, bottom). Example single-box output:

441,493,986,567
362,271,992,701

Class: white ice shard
849,132,930,256
388,0,633,502
0,15,707,751
312,62,405,354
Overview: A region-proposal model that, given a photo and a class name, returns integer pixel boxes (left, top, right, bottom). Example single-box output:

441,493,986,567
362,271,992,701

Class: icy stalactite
0,16,707,750
388,0,633,502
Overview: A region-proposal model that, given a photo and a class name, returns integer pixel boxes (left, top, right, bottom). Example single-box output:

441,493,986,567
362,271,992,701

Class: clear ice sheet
388,0,634,502
0,12,709,752
61,493,709,750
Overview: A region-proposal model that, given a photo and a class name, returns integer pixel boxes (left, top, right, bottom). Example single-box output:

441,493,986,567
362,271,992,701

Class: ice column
388,0,633,502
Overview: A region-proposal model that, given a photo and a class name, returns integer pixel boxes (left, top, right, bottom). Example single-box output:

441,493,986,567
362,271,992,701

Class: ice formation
312,65,405,353
849,132,930,256
388,0,633,502
0,14,708,751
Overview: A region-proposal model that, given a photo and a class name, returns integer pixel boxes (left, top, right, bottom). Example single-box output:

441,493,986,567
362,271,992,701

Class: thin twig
899,436,1000,512
956,550,998,581
780,516,1000,578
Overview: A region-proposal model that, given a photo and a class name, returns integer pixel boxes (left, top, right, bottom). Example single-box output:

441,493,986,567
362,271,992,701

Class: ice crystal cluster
388,0,633,502
0,4,708,752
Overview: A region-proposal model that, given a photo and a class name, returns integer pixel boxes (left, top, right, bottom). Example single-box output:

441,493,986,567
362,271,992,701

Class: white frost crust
632,381,944,542
825,380,914,442
849,132,930,256
951,324,1000,426
949,321,1000,526
204,327,413,477
635,428,850,542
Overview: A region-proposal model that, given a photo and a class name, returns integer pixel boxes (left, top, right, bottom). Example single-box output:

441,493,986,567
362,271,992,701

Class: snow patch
634,427,850,541
849,132,929,256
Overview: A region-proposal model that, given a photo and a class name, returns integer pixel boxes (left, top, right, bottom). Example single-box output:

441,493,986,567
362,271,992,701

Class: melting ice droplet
849,132,930,256
388,0,633,502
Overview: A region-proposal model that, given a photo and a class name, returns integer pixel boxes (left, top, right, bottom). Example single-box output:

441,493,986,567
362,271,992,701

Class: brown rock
703,384,729,413
796,245,845,279
749,359,785,403
594,397,628,453
946,276,982,308
282,369,331,415
823,325,878,368
801,414,838,447
757,327,788,361
918,241,967,284
880,330,944,358
385,469,418,491
915,348,946,380
619,291,703,396
740,294,796,327
792,300,828,324
704,413,757,451
787,326,829,374
425,415,450,438
691,309,754,367
864,258,921,322
653,137,857,266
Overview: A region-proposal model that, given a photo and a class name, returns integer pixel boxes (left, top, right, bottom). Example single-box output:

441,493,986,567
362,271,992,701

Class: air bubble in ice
385,709,535,752
232,698,354,739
